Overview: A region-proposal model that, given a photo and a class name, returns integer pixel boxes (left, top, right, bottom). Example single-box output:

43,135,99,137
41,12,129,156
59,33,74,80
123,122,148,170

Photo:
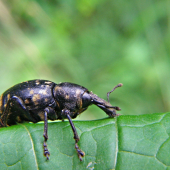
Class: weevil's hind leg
65,110,85,161
43,108,52,160
1,96,35,126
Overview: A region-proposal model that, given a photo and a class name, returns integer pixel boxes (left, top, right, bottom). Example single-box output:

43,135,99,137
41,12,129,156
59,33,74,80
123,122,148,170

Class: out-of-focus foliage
0,0,170,120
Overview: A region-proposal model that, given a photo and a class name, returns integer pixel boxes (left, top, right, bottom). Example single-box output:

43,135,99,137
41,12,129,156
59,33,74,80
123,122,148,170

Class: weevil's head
53,82,122,119
90,83,123,117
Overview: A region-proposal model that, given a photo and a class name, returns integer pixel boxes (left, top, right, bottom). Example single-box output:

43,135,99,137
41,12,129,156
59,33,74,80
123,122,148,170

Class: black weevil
0,79,122,161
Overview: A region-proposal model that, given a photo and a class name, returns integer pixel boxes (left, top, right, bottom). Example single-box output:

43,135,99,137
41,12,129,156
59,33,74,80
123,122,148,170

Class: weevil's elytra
35,79,40,85
0,79,123,161
24,98,30,104
29,90,34,95
0,95,3,114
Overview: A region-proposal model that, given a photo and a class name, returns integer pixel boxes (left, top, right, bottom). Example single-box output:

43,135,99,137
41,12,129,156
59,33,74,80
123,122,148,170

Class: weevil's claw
43,141,50,160
75,143,85,161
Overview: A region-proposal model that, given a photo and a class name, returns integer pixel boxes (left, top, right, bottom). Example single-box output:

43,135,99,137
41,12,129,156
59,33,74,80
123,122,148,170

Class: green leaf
0,112,170,170
0,118,116,170
116,112,170,170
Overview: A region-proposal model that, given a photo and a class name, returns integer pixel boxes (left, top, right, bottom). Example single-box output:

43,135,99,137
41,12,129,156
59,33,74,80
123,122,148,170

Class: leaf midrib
21,124,39,170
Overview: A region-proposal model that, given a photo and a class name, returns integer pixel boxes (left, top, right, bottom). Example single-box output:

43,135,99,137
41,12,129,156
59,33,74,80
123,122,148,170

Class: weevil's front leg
64,110,85,161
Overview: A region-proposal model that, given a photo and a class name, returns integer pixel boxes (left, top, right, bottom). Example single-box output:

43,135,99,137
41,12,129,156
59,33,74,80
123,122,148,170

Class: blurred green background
0,0,170,120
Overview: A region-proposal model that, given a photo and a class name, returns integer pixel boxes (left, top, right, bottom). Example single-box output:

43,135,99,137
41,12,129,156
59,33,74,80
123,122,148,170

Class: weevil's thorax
53,82,90,119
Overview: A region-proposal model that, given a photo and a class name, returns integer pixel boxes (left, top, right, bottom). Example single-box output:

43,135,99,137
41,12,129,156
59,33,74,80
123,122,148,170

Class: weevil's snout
104,106,121,117
90,83,123,117
90,93,121,117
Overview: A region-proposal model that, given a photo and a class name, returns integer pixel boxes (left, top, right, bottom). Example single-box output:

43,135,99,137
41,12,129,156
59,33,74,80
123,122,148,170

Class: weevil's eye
82,92,92,108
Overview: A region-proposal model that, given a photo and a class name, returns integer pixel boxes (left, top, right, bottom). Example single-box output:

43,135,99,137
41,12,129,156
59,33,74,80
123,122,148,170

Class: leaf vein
20,124,39,170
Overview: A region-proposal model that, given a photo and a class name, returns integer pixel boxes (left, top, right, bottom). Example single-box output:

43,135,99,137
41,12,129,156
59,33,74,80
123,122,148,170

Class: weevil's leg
1,96,36,126
43,107,53,160
0,119,3,127
66,111,85,161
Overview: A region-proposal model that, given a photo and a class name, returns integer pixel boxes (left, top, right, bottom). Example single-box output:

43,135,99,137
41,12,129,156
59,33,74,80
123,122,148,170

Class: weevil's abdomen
3,80,55,110
0,93,4,118
0,80,57,126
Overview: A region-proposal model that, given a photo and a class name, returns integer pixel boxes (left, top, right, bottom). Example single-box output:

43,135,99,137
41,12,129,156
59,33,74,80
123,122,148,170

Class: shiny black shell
53,82,90,118
0,80,56,123
0,80,90,125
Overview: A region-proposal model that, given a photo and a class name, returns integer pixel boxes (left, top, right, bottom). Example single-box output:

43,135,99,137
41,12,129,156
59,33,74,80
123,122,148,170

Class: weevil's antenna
107,83,123,103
